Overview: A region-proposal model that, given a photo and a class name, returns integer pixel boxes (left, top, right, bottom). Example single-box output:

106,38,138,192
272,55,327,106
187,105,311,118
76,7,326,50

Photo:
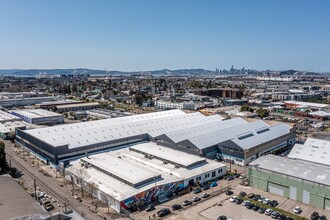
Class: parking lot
133,176,330,220
200,199,270,220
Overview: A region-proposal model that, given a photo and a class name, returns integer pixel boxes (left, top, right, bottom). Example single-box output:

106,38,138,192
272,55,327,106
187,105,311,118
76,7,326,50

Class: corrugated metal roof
24,110,215,149
162,117,247,143
288,138,330,166
187,120,270,149
230,123,291,150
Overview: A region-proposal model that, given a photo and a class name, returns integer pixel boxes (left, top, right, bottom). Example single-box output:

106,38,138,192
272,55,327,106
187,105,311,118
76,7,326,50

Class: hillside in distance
0,68,214,76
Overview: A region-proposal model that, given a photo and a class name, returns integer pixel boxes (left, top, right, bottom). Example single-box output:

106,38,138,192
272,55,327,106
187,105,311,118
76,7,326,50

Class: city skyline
0,0,330,72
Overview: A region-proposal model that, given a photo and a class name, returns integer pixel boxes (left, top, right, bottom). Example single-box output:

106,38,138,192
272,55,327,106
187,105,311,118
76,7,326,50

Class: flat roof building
249,155,330,210
0,96,63,107
56,102,100,113
288,138,330,166
0,121,27,140
0,110,21,122
10,109,64,125
65,142,226,213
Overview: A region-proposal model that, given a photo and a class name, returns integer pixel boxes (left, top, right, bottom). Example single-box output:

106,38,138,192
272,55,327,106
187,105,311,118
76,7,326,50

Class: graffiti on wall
120,181,184,210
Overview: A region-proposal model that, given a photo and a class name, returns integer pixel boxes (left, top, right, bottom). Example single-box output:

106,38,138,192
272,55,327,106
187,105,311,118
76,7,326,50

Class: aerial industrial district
1,70,330,220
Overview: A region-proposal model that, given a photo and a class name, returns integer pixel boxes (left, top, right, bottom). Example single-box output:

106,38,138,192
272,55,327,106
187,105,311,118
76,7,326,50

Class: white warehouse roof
186,120,271,149
159,117,245,143
130,142,206,168
288,138,330,166
250,155,330,186
10,109,62,118
230,123,292,150
0,110,21,122
66,143,226,201
23,110,219,149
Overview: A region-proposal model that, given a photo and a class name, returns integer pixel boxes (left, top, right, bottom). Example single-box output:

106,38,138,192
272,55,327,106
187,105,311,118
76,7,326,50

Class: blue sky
0,0,329,71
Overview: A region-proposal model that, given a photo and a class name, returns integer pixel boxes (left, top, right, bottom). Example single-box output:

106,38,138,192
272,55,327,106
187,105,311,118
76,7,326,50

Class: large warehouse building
249,154,330,210
155,118,296,165
15,110,295,167
65,142,226,213
10,109,64,125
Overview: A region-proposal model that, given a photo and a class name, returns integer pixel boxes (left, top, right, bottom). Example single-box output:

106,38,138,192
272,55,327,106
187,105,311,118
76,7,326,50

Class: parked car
229,196,238,202
146,204,155,212
258,197,265,203
265,208,273,216
210,182,218,187
171,204,182,210
247,193,255,198
293,206,302,214
253,194,261,201
201,192,210,198
310,212,319,220
226,175,234,181
193,187,202,194
246,203,254,209
217,215,227,220
157,208,170,217
242,200,250,206
239,191,247,197
233,173,240,178
263,198,271,205
271,211,279,219
252,205,260,211
319,215,327,220
203,184,210,190
226,190,233,195
258,207,266,214
192,196,201,202
182,200,192,206
235,198,243,204
270,200,279,207
278,214,287,220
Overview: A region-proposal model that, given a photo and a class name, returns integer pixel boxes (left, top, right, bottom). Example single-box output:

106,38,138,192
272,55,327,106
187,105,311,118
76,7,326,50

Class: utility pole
34,179,37,201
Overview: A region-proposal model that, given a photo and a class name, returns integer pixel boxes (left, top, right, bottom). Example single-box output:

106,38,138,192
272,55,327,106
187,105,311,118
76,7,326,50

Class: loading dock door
302,190,310,204
289,186,297,200
268,182,288,197
325,198,330,211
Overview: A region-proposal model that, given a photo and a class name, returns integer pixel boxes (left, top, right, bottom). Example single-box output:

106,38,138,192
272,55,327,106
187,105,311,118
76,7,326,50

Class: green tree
256,108,269,118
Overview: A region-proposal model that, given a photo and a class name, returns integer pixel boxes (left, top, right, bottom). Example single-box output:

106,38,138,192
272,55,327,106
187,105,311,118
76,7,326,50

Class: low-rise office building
155,100,196,110
10,109,64,125
65,142,226,213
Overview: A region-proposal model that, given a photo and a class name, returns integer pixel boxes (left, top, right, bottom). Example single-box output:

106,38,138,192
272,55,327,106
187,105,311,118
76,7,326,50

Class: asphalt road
4,140,104,220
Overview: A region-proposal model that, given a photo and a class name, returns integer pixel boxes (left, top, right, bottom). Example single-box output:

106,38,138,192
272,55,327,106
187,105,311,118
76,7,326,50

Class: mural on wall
121,181,184,210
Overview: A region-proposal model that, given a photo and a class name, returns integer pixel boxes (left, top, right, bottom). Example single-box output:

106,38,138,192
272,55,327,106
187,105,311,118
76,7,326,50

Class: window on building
212,171,216,177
